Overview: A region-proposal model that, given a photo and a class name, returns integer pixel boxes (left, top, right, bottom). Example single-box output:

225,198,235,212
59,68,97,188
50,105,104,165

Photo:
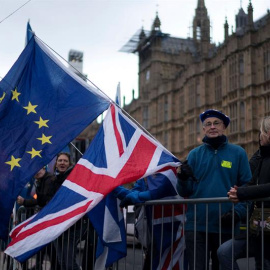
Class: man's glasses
203,121,223,128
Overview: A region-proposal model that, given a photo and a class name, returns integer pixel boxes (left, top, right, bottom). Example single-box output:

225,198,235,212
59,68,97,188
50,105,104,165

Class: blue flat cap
200,109,230,128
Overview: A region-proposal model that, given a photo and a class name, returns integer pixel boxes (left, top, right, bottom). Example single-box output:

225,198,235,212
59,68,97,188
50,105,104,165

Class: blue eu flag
0,36,110,239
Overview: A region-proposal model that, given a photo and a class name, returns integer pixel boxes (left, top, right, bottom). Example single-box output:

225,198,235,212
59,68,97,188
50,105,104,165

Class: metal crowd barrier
1,198,269,270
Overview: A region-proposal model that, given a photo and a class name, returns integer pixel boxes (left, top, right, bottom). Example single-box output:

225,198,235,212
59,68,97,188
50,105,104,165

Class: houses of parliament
73,0,270,161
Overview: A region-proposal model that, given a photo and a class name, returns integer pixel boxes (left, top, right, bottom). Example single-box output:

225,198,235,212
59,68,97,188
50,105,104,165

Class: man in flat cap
177,109,252,270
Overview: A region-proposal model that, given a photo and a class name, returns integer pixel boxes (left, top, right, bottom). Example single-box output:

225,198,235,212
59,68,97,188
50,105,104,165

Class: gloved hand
221,211,240,227
119,190,151,208
177,160,195,181
113,186,131,200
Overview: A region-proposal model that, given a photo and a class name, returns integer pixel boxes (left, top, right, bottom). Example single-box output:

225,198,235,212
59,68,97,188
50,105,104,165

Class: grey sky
0,0,269,104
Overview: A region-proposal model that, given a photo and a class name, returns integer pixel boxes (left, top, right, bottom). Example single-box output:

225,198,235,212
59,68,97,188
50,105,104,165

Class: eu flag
0,36,110,239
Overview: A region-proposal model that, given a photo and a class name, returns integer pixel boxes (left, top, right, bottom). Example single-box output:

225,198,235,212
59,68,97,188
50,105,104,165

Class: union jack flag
151,202,186,270
5,104,180,262
140,169,186,270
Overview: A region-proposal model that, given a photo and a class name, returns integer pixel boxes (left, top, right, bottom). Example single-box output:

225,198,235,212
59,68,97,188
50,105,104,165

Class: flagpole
34,34,179,160
70,142,83,156
35,35,156,139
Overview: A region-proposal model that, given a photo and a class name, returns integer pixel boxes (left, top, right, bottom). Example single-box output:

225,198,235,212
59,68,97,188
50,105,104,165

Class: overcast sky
0,0,269,105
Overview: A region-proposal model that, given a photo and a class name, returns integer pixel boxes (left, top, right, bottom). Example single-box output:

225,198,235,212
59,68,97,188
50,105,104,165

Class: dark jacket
23,171,56,208
50,166,74,198
237,145,270,205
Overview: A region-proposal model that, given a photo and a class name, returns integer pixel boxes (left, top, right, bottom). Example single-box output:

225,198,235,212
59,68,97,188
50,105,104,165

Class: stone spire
224,17,229,41
235,7,247,30
151,11,161,33
193,0,210,42
197,0,205,8
248,0,254,29
139,27,146,41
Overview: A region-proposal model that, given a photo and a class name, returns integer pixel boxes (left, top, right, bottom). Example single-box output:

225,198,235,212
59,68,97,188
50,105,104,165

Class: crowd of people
9,109,270,270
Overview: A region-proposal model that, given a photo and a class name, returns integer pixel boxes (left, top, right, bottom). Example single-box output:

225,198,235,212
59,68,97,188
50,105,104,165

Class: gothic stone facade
123,1,270,160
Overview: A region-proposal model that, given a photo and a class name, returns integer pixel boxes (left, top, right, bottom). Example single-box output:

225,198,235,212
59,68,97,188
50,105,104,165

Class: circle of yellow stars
5,87,53,171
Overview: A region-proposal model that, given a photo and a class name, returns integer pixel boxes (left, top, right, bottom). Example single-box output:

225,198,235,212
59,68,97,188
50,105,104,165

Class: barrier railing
1,197,269,270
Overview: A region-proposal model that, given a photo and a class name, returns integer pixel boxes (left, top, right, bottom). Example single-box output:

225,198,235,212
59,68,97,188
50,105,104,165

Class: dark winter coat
50,166,74,198
237,145,270,206
23,171,56,208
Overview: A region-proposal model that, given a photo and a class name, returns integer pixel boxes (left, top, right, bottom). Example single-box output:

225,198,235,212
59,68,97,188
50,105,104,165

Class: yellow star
23,102,38,115
26,148,42,158
34,117,49,128
5,155,21,171
0,92,6,103
37,134,52,145
11,88,21,102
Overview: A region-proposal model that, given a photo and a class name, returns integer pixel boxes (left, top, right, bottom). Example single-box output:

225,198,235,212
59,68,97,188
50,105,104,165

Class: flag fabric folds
87,84,126,269
0,36,110,239
5,103,180,262
88,193,126,269
25,20,33,45
132,169,186,270
151,203,185,270
147,170,186,270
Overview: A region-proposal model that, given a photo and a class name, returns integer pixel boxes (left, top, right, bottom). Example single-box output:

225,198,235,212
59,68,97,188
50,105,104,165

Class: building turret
193,0,210,42
139,27,146,40
235,7,247,31
224,17,229,41
193,0,211,57
151,12,161,34
248,0,254,29
68,50,86,80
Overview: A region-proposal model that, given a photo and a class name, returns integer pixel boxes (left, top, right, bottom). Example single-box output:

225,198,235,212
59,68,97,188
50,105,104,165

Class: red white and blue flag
86,84,126,269
88,192,126,269
152,202,185,270
142,169,186,270
5,104,180,262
